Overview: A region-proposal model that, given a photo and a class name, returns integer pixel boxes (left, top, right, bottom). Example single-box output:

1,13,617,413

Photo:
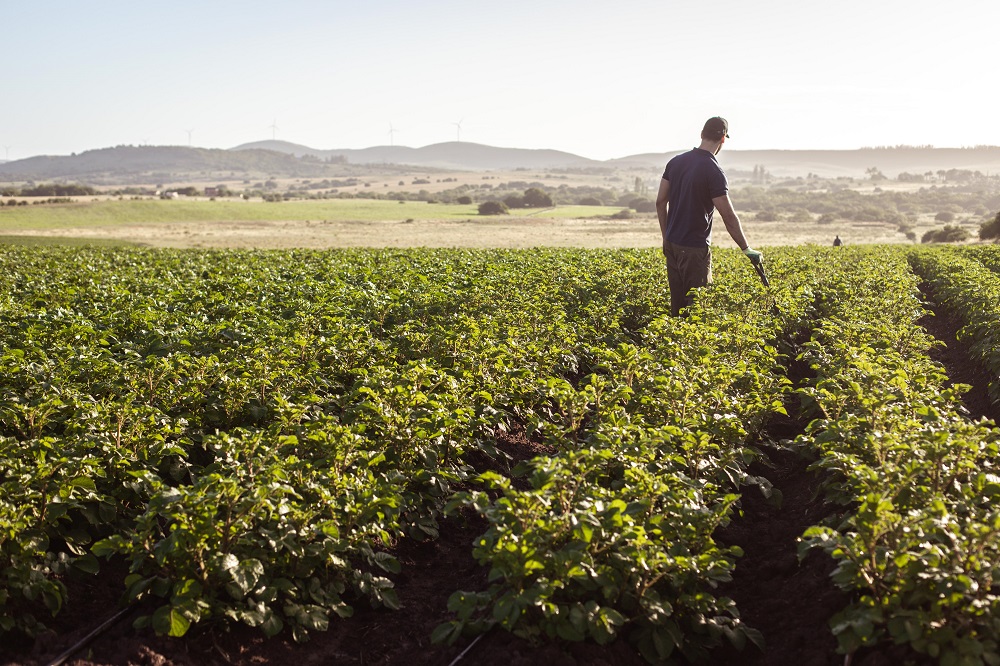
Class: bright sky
2,0,996,161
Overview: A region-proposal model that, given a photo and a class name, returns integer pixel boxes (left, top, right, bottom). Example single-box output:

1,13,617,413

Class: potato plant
3,244,1000,666
797,246,1000,664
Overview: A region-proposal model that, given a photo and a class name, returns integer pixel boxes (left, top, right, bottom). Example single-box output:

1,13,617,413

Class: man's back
662,148,728,247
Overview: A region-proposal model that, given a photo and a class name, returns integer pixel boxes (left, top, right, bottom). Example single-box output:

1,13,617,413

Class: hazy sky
3,0,996,160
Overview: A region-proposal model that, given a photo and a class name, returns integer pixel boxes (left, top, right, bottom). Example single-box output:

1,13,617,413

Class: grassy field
0,198,625,229
0,196,958,250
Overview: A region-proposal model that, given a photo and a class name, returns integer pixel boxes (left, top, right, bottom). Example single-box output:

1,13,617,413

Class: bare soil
2,216,915,250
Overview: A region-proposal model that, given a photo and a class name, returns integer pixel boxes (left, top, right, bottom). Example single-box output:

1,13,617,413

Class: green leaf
152,605,191,637
73,554,100,575
492,593,521,628
91,536,123,558
431,621,463,645
262,611,284,638
372,552,401,574
744,626,766,651
69,476,97,491
378,588,401,611
298,606,329,632
651,626,676,659
556,618,586,641
230,559,264,596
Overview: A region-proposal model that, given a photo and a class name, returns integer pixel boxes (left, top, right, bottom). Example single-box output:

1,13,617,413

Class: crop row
913,246,1000,407
795,246,1000,664
434,247,823,660
6,243,1000,664
0,246,800,659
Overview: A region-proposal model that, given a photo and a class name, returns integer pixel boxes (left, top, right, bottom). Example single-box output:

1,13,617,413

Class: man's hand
743,247,763,264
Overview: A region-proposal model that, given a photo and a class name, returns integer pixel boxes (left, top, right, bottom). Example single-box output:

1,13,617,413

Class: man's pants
664,241,712,317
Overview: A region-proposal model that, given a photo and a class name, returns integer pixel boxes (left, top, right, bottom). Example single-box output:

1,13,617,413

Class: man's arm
712,193,750,251
656,178,670,256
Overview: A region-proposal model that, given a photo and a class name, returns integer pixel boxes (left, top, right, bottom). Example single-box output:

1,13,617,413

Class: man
656,117,762,316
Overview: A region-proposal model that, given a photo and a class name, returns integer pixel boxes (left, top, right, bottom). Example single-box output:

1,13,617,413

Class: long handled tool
748,254,781,316
750,254,770,287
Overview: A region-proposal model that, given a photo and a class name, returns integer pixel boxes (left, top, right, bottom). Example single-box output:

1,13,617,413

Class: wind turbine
388,122,399,146
453,119,463,142
184,128,194,147
2,146,9,161
269,119,279,141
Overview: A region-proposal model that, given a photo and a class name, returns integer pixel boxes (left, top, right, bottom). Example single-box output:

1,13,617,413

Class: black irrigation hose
446,630,491,666
46,606,490,666
46,606,134,666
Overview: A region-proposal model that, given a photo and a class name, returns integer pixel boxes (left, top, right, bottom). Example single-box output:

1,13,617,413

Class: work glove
743,247,764,265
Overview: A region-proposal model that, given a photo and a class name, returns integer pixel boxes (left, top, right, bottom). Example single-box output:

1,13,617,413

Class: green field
0,198,625,229
2,244,1000,664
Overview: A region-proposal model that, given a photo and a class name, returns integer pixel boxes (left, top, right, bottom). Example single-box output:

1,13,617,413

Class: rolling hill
230,140,604,170
616,147,1000,178
2,141,1000,184
0,146,349,184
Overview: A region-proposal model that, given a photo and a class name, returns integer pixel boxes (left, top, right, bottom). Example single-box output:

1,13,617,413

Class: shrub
478,201,508,216
980,211,1000,241
921,225,969,244
578,197,602,206
935,211,956,223
456,196,473,205
788,209,813,224
628,198,656,213
611,209,633,220
502,195,525,209
523,188,553,208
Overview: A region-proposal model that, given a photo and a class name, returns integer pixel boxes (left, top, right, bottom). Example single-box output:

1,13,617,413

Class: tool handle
752,260,770,287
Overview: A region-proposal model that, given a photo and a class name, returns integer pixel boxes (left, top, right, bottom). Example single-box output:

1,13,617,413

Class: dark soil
714,429,847,666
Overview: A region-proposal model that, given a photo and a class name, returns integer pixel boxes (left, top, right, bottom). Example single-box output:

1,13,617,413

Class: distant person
656,117,762,317
833,235,843,246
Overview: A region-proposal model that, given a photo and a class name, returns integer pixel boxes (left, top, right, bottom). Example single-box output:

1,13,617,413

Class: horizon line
3,141,1000,164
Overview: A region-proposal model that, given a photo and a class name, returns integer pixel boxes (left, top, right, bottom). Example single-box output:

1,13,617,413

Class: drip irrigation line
446,630,490,666
46,606,133,666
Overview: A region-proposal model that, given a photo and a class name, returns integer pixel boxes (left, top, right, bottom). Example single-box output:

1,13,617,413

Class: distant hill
3,142,1000,184
615,147,1000,178
238,140,1000,178
0,145,341,184
231,140,603,170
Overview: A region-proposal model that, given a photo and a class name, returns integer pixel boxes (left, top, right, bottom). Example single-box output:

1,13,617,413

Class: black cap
703,116,729,139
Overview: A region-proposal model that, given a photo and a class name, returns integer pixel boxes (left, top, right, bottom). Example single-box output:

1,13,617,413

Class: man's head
701,117,729,141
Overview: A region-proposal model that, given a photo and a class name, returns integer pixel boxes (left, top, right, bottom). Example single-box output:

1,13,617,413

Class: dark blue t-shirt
662,148,729,247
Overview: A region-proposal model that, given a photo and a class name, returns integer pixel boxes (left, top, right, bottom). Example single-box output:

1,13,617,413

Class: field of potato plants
1,243,1000,666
